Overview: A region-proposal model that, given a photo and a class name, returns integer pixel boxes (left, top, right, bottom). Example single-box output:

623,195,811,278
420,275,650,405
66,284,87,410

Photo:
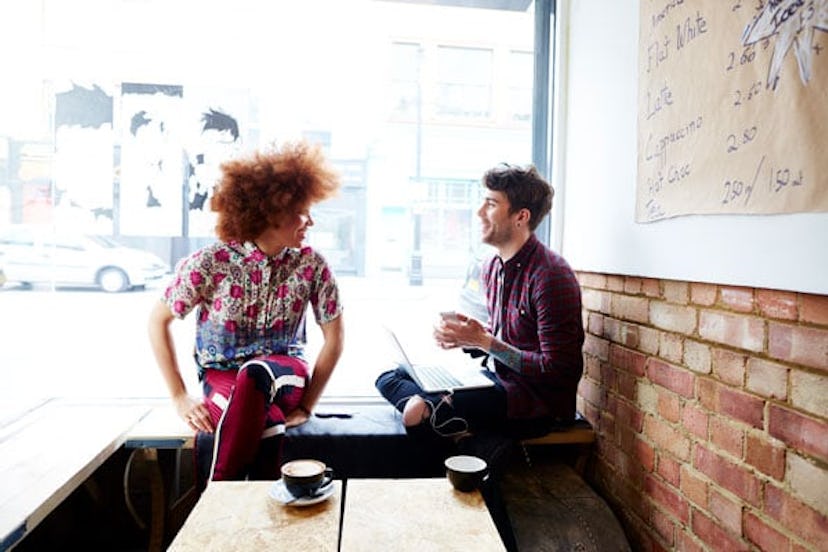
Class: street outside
0,273,471,409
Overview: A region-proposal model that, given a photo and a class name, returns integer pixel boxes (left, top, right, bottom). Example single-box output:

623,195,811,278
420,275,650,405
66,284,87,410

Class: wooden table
167,481,342,552
124,403,193,450
0,399,149,550
340,478,504,551
123,404,196,552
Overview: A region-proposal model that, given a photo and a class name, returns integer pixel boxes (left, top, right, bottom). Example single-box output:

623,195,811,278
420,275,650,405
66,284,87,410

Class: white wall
555,0,828,295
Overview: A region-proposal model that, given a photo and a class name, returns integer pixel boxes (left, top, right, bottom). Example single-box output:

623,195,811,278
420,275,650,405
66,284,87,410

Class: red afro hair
211,140,340,243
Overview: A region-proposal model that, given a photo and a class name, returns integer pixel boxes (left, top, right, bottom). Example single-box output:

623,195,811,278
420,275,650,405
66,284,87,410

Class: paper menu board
637,0,828,222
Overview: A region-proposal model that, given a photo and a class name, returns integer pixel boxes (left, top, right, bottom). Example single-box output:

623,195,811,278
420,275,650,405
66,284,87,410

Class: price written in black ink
770,166,804,193
721,178,754,205
733,81,762,106
726,126,758,153
726,46,756,71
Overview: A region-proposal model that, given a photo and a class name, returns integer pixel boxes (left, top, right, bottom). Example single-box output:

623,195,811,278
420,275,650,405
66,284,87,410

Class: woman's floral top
163,240,342,378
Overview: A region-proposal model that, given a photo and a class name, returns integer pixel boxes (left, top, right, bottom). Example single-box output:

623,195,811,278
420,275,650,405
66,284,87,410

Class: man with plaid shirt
377,163,584,449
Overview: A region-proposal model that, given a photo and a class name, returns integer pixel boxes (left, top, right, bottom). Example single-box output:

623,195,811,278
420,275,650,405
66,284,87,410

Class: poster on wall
118,82,184,236
181,86,250,237
636,0,828,222
53,81,116,233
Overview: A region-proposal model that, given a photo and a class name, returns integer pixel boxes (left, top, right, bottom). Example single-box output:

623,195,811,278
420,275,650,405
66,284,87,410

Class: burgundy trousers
196,355,308,486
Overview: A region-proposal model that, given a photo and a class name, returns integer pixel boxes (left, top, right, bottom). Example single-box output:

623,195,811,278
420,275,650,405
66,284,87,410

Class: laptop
384,326,495,393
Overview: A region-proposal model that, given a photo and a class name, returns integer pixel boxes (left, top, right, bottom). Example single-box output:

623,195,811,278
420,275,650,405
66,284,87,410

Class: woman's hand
285,407,310,428
174,394,213,433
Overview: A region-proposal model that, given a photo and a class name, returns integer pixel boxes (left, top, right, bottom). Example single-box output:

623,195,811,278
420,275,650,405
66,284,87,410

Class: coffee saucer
269,479,335,506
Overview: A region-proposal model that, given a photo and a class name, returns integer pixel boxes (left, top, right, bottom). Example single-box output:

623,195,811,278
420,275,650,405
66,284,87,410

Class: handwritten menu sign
637,0,828,222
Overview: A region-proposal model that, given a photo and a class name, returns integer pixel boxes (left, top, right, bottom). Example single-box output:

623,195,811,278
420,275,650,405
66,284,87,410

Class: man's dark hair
201,108,239,141
482,163,553,231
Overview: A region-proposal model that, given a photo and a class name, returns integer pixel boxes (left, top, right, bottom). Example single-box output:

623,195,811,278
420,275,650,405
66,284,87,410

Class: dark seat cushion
196,404,591,480
282,404,451,478
194,403,452,481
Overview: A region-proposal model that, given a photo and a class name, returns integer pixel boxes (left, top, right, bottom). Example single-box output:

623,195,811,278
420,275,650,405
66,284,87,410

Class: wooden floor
497,458,631,552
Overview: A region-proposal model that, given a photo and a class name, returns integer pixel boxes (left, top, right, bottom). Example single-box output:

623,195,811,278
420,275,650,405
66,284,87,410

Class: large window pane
435,46,494,120
391,42,422,120
508,50,534,122
0,0,537,404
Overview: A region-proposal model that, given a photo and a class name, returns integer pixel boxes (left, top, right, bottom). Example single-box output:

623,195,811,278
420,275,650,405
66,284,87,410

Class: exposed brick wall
576,272,828,551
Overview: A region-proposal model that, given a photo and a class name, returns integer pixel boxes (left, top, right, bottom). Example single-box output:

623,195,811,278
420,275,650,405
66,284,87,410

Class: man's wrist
298,404,312,416
484,333,496,353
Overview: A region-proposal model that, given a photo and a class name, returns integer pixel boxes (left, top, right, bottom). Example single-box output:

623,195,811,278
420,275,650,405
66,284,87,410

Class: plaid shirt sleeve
499,245,584,384
517,262,584,380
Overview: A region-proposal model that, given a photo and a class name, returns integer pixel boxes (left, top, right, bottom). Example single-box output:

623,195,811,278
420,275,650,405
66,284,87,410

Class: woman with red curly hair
148,140,344,488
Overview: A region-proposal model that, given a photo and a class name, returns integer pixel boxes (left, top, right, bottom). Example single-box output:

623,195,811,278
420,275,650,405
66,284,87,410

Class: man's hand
434,313,490,351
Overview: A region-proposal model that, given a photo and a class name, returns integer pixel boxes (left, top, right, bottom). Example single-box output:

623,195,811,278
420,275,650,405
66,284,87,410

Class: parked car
0,225,170,292
458,244,495,323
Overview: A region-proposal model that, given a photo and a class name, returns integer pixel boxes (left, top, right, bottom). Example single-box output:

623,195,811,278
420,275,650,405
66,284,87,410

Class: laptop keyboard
416,365,464,390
